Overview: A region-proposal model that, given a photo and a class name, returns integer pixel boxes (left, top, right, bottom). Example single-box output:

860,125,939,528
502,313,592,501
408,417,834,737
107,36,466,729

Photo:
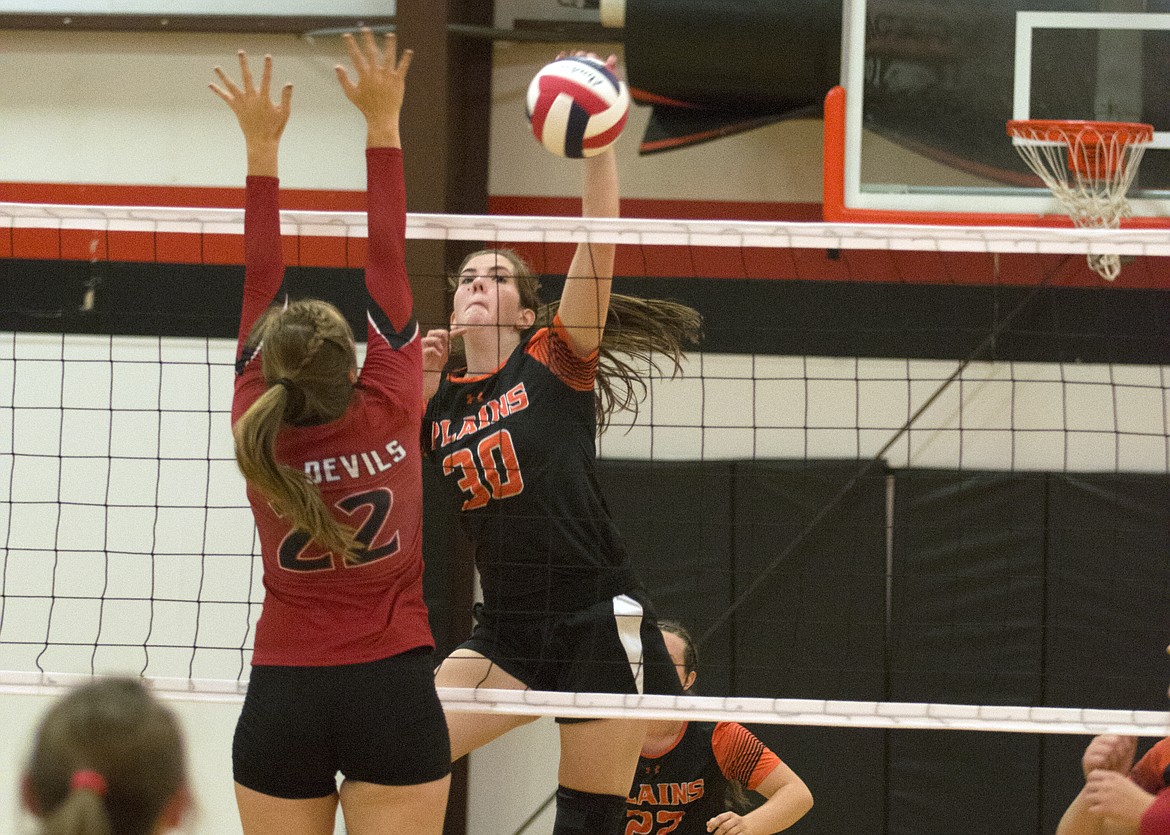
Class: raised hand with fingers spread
335,29,413,148
210,52,292,177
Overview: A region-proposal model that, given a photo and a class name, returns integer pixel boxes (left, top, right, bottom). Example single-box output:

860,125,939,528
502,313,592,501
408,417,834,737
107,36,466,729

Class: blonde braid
291,304,330,379
235,299,362,562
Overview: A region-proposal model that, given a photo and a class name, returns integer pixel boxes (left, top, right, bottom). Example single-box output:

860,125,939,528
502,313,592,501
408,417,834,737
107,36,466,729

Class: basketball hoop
1006,119,1154,280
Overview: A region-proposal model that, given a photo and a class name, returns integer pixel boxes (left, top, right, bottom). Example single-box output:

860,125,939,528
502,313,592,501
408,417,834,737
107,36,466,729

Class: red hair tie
69,770,108,797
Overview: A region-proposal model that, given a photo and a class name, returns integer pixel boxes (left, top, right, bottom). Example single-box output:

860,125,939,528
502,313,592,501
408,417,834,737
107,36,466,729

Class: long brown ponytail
233,299,362,560
452,249,703,433
540,293,702,432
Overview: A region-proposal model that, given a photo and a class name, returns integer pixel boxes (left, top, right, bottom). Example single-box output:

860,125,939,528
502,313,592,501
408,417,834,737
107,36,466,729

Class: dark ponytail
657,620,753,811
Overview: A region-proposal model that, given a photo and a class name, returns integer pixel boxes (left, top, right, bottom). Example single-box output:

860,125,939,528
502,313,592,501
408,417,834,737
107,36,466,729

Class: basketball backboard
829,0,1170,225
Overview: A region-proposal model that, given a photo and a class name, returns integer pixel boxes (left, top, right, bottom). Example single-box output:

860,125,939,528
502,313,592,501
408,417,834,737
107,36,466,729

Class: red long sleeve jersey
1142,791,1170,835
232,148,432,667
1132,737,1170,796
626,721,781,835
1133,738,1170,835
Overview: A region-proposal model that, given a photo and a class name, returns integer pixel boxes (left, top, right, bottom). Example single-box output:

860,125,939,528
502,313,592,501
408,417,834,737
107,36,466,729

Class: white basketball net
1009,121,1154,280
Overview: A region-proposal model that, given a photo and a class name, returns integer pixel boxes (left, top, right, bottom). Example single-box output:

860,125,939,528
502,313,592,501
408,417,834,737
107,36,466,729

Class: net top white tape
436,689,1170,737
0,672,1165,736
3,202,1170,256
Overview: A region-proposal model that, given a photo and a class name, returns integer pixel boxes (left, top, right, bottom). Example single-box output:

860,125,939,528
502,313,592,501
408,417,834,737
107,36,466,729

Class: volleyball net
2,203,1169,744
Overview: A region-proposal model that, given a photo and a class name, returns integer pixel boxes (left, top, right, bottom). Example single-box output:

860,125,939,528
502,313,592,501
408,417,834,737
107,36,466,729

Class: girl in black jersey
629,622,813,835
422,52,702,835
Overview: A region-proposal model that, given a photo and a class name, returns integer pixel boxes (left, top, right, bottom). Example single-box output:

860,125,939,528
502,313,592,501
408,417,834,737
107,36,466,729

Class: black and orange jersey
424,319,640,617
627,722,781,835
233,148,433,667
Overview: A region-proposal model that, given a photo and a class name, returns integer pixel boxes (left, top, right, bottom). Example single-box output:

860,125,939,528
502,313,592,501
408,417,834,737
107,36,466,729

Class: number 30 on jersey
441,429,525,511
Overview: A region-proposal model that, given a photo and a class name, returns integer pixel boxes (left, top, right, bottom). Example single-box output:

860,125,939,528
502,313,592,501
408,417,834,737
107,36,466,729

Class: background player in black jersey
213,32,449,835
422,52,702,835
22,678,191,835
628,621,813,835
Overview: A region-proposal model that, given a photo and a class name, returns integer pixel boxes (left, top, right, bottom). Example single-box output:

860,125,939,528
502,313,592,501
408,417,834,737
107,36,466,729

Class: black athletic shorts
233,647,451,799
458,593,682,722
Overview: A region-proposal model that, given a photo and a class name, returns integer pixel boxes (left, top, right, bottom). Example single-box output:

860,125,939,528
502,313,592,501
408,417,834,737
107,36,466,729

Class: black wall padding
888,472,1049,835
422,461,1170,834
1044,473,1170,708
1040,474,1170,832
537,275,1170,366
6,260,1170,367
889,729,1042,835
595,460,736,696
890,472,1048,704
884,471,1170,835
731,460,890,701
732,460,891,835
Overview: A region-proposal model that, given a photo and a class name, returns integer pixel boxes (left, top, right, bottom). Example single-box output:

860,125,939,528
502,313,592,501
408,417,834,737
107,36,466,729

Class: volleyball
525,56,630,159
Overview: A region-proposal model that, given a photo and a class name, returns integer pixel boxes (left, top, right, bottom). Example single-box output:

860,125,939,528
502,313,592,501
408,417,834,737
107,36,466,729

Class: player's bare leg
435,648,537,760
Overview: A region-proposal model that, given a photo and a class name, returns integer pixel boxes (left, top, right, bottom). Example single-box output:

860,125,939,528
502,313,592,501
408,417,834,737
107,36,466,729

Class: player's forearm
366,121,401,149
567,148,617,298
1058,792,1109,835
582,147,618,219
364,147,413,331
423,370,440,403
240,174,284,342
744,783,814,833
245,140,280,179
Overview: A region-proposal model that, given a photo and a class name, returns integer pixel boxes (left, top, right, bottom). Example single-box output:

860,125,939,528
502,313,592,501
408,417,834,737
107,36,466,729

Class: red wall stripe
0,181,366,211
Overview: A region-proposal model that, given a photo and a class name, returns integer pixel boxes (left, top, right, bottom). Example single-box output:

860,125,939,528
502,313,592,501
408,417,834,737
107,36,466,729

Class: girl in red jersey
1057,641,1170,835
628,621,813,835
1056,642,1170,835
212,31,449,835
1057,733,1170,835
423,52,702,835
23,677,191,835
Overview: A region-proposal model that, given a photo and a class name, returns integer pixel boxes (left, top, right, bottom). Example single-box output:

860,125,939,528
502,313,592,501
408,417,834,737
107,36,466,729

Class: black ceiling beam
0,14,393,33
0,13,622,41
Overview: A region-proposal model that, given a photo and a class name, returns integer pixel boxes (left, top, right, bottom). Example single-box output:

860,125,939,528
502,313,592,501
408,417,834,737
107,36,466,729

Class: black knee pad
552,785,627,835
